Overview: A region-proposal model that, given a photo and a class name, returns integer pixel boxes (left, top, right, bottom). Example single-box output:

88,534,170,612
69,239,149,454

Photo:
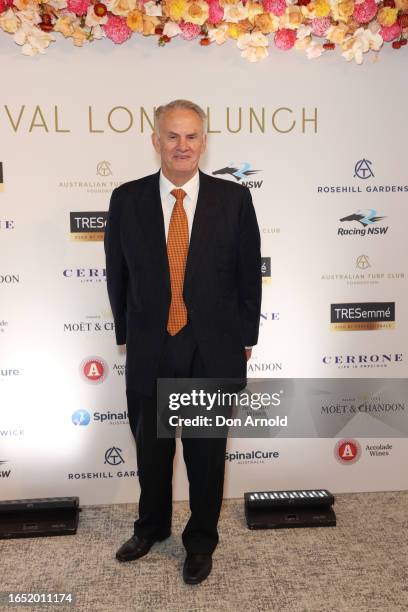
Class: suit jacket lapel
136,170,170,291
184,169,217,290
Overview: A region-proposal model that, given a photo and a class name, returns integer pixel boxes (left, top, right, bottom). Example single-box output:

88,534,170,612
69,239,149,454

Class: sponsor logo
96,161,112,177
70,211,107,242
63,268,106,283
322,353,403,370
318,159,408,194
104,446,124,466
354,158,374,180
71,409,128,426
261,257,271,284
334,439,361,464
72,410,91,426
0,274,19,284
0,220,14,230
225,450,279,464
64,314,114,334
58,161,122,194
322,398,405,415
330,302,395,331
356,254,370,270
338,209,388,236
80,357,108,384
321,255,404,286
212,163,263,189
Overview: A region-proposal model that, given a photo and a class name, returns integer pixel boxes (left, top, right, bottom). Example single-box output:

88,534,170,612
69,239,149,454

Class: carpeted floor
1,492,408,612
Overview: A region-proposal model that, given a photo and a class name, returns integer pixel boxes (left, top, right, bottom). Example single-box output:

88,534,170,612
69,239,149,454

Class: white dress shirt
159,170,199,240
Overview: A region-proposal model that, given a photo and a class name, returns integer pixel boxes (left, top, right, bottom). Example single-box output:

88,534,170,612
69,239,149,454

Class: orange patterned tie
167,188,189,335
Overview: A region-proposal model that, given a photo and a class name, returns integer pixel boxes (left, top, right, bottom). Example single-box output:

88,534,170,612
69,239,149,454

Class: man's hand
245,348,252,361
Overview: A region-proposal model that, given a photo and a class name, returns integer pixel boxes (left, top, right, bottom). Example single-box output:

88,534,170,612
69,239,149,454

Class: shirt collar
159,170,200,202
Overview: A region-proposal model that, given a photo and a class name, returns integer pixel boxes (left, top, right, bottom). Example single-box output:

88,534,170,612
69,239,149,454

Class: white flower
237,31,269,62
163,21,181,37
342,27,383,64
306,40,324,58
144,1,162,17
296,24,312,39
14,21,55,55
208,24,228,44
92,24,106,39
223,2,248,23
0,8,20,34
85,5,108,27
47,0,68,9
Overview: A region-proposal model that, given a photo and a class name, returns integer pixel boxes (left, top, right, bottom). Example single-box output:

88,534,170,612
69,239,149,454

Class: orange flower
127,9,143,31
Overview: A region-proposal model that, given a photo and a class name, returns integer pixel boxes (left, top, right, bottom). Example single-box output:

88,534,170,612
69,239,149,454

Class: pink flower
263,0,286,16
353,0,377,24
179,21,201,40
67,0,90,16
274,28,296,50
103,14,132,43
310,17,331,37
380,22,402,41
0,0,13,11
208,0,224,24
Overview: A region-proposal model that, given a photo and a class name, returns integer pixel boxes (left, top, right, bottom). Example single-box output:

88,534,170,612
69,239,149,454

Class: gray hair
154,100,207,133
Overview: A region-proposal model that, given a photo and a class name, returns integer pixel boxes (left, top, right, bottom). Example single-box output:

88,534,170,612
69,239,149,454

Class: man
104,100,261,584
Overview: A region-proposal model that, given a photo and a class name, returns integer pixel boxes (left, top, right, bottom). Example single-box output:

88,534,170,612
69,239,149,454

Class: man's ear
152,131,160,154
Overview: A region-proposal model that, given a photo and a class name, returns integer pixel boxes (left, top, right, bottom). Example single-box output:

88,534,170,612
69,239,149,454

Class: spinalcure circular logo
334,439,361,465
80,356,108,384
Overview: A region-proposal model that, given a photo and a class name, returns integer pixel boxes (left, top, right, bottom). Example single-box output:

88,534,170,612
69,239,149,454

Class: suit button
190,309,194,314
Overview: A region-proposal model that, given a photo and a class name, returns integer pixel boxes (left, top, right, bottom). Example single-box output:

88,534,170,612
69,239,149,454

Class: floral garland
0,0,407,62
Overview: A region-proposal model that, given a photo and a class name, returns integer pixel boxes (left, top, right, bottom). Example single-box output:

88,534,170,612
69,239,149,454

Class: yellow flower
295,35,312,49
227,22,240,38
326,23,348,44
110,0,136,17
14,0,41,9
314,0,330,17
167,0,187,21
254,13,277,34
72,25,88,46
0,8,19,33
247,0,263,23
338,0,354,18
183,0,209,25
283,6,303,29
143,14,160,34
377,7,398,27
54,15,76,37
331,0,354,22
127,9,143,31
220,0,239,5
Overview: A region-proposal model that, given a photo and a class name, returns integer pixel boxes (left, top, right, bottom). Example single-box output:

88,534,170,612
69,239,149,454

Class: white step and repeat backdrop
0,36,407,503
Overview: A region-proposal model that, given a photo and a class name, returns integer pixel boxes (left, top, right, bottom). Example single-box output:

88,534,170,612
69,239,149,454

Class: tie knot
171,188,186,203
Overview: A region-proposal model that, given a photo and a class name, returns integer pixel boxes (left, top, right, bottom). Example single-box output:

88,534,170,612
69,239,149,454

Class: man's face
152,108,207,185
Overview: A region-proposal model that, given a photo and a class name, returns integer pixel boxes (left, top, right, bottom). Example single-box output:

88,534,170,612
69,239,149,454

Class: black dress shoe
183,553,212,585
116,533,170,562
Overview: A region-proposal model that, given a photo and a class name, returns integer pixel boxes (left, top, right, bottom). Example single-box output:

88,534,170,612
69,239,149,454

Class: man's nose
177,138,189,150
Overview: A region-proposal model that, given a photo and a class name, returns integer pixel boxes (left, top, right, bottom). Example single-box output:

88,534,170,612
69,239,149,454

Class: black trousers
126,324,228,555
